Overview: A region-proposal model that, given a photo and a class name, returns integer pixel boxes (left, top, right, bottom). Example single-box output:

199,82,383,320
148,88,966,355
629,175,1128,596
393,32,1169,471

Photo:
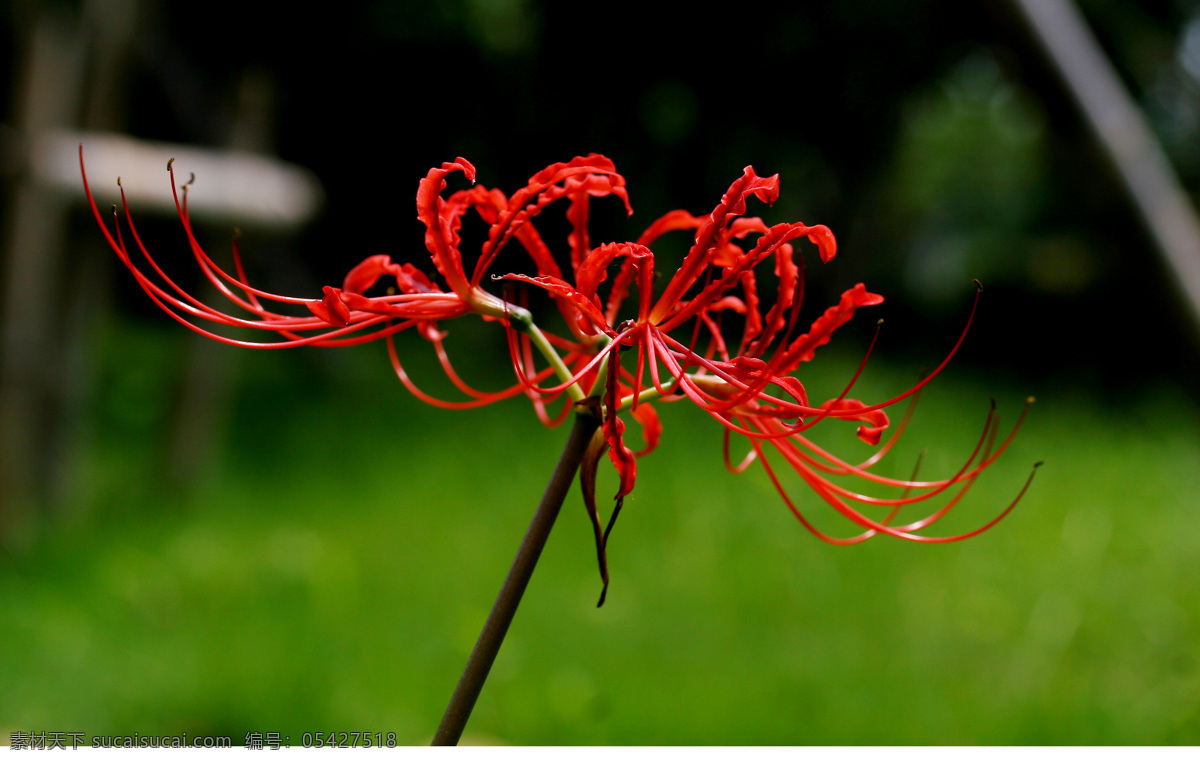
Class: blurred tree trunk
0,0,139,547
0,10,87,546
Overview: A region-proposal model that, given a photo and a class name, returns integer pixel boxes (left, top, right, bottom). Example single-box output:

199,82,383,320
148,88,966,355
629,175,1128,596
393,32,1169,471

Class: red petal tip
453,157,477,183
856,424,885,445
808,225,837,262
306,286,351,327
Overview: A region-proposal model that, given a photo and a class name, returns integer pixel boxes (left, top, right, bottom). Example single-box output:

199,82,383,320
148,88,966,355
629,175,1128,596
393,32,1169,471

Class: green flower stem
526,322,586,402
478,290,690,413
616,376,677,411
431,408,601,746
586,351,611,399
470,290,587,403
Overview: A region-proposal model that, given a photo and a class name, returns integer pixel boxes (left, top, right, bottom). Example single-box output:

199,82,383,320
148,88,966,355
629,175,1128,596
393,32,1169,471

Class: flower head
502,162,1036,564
83,147,1035,602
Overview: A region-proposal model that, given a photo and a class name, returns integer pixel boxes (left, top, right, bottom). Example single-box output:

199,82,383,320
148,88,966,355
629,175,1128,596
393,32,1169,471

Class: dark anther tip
876,318,885,327
167,158,175,171
973,278,983,291
1033,461,1045,469
116,176,122,186
110,204,117,215
187,172,195,186
232,227,242,238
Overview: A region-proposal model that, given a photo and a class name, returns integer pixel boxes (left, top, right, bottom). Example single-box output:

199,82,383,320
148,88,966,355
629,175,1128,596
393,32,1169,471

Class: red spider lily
83,143,1033,552
503,164,1035,552
80,147,630,421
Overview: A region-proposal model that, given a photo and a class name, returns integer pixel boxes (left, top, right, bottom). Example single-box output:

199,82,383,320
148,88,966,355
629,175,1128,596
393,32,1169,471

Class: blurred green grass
2,319,1198,745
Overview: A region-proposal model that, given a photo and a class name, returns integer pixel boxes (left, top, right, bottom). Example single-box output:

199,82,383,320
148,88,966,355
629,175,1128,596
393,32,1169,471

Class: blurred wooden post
0,11,87,546
1012,0,1200,330
0,1,320,545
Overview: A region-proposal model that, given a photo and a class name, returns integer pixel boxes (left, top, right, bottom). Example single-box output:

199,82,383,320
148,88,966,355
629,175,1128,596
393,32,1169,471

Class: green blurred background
1,0,1199,745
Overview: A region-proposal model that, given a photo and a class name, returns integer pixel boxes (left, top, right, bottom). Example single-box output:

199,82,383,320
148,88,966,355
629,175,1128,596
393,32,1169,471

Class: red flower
83,146,1033,550
504,164,1035,545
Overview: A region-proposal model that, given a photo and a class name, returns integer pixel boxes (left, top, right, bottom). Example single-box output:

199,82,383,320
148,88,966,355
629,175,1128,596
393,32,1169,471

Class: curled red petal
604,351,637,498
728,216,770,239
473,155,629,285
500,273,613,336
806,225,837,263
531,153,612,183
565,175,633,274
416,158,477,298
659,221,825,334
636,209,705,247
707,295,747,314
343,254,402,295
306,286,351,327
447,184,566,285
577,242,655,322
816,398,891,445
630,401,663,458
447,185,506,225
775,283,884,373
395,263,439,294
649,166,779,322
747,242,798,357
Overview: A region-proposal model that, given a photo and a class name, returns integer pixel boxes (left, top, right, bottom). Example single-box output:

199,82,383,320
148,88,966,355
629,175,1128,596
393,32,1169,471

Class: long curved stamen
758,402,997,507
753,425,1041,544
386,332,553,409
432,334,523,401
851,393,920,472
88,150,470,350
109,206,409,347
503,321,629,397
722,427,758,474
165,162,315,307
783,397,1032,488
816,282,983,417
891,416,1001,533
703,317,883,426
